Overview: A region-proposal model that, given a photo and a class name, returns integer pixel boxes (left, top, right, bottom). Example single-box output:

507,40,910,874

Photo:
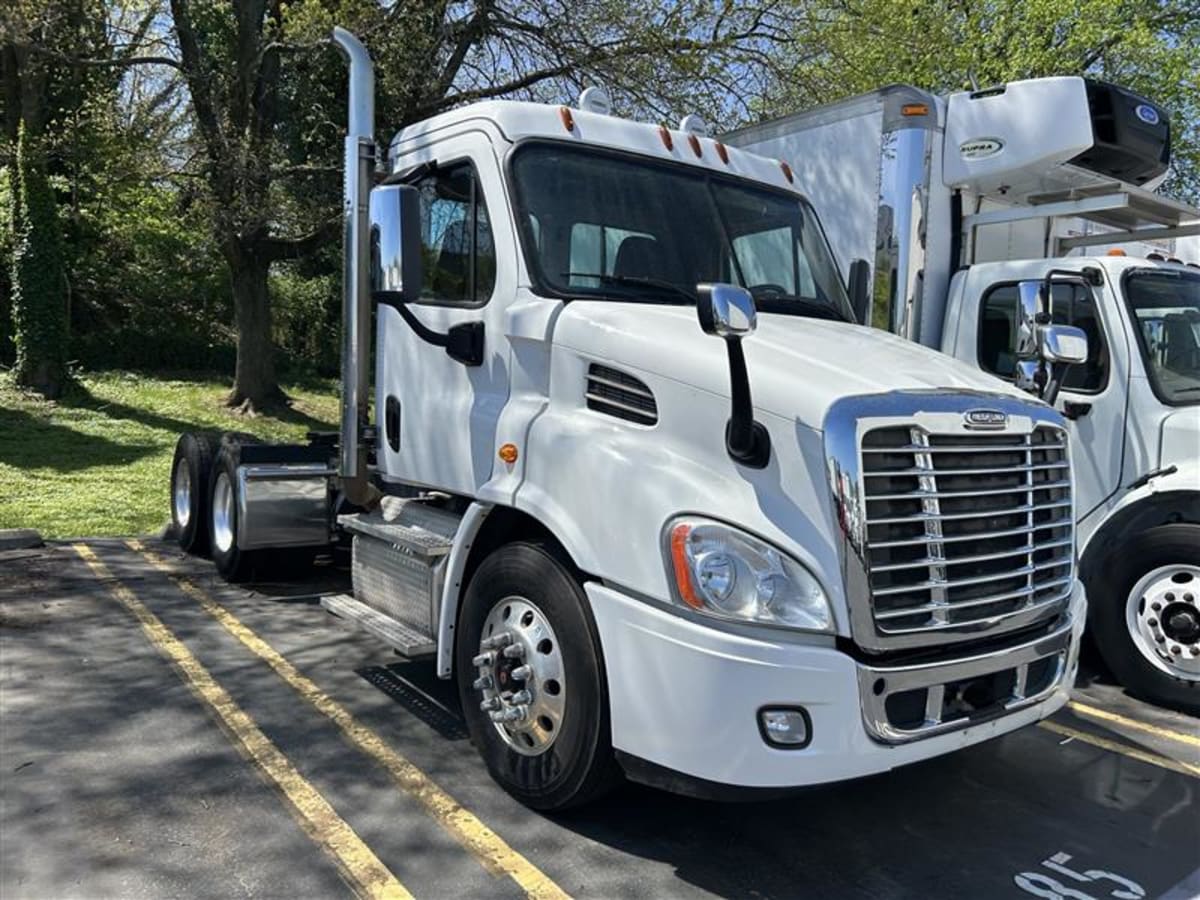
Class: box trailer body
167,31,1096,810
727,78,1200,712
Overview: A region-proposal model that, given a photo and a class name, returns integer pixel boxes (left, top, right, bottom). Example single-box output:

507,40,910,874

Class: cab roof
388,99,800,194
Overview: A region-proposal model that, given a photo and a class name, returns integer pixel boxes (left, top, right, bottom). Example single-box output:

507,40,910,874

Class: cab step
321,592,436,658
338,495,458,559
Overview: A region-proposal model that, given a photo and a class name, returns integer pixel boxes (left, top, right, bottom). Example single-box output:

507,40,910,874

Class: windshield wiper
750,291,851,323
562,272,695,305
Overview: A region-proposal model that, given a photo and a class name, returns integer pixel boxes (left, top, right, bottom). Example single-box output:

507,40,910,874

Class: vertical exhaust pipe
332,27,379,507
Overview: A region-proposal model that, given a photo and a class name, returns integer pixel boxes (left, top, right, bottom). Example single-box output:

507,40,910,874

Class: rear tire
456,541,621,811
1089,524,1200,715
171,432,219,555
208,444,260,583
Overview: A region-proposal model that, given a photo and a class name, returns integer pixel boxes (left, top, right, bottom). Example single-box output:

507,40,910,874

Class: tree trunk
224,244,283,413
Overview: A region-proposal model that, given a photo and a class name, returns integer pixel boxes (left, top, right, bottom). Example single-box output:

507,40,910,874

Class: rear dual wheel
456,541,620,811
170,433,220,554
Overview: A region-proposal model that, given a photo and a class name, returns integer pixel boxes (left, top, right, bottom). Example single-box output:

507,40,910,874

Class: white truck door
948,264,1130,520
375,134,515,495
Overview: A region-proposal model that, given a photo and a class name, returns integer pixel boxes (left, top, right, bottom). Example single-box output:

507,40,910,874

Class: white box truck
727,77,1200,713
168,30,1091,809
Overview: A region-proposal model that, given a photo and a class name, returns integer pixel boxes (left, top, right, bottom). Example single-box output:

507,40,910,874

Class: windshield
1124,268,1200,405
509,142,854,322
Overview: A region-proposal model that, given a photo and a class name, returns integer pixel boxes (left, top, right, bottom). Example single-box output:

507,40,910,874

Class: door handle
1061,401,1091,420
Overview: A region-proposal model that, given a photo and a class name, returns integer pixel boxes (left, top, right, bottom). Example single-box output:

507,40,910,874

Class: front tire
1090,524,1200,714
456,541,620,811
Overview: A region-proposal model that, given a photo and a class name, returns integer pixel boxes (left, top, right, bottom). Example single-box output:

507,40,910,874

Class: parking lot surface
2,538,1197,899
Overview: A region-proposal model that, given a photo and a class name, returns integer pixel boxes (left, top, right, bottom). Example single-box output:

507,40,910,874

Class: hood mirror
1014,279,1089,406
696,283,769,469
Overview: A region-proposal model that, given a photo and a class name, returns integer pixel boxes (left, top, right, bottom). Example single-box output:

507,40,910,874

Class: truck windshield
508,142,854,322
1124,269,1200,405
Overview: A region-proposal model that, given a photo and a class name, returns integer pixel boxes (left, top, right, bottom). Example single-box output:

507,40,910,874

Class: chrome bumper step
321,592,436,658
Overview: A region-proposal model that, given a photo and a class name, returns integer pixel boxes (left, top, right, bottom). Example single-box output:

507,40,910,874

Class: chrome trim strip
874,580,1072,624
862,441,1066,454
866,479,1071,501
865,498,1071,525
857,616,1072,743
862,461,1068,477
870,538,1073,573
823,390,1075,653
585,372,655,399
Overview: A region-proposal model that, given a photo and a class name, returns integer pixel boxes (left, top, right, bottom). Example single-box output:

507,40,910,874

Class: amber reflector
658,125,674,151
559,106,575,132
498,443,519,463
901,103,930,116
669,524,703,609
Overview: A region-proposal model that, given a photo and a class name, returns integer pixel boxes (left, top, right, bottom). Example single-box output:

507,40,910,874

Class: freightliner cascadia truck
167,29,1092,809
727,78,1200,714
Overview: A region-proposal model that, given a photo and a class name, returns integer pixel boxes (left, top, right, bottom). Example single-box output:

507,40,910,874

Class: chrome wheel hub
1127,564,1200,681
472,596,565,756
211,471,235,554
173,459,192,529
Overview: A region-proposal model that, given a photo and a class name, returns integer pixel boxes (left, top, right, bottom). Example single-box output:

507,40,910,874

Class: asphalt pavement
2,538,1197,899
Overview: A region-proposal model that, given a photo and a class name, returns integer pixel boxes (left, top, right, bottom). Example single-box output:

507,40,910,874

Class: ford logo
964,409,1008,429
1135,104,1160,126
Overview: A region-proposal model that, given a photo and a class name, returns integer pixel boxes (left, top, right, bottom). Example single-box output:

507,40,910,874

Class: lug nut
472,674,493,691
1148,618,1158,627
503,643,526,659
480,697,501,712
482,632,513,650
1155,633,1166,643
472,651,495,667
1186,594,1195,604
511,665,532,681
1151,601,1163,612
1170,645,1183,655
509,689,532,705
490,706,527,723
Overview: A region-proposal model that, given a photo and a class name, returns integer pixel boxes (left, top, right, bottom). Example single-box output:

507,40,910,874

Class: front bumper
586,580,1086,789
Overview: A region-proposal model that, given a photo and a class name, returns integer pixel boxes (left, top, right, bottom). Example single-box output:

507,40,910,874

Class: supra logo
960,138,1004,160
964,409,1008,429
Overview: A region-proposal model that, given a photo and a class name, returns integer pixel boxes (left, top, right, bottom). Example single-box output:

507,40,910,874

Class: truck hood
554,302,1033,428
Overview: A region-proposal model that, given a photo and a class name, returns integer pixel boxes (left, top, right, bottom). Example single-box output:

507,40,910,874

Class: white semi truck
727,77,1200,713
168,29,1092,809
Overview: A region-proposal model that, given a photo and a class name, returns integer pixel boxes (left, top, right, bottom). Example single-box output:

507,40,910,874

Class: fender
1078,469,1200,591
436,502,493,677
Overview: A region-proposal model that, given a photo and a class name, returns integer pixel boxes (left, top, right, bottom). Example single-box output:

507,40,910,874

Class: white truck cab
168,30,1089,809
729,76,1200,712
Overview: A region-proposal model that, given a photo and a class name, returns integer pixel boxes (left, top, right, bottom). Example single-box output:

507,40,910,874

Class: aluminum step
338,496,459,559
321,592,436,659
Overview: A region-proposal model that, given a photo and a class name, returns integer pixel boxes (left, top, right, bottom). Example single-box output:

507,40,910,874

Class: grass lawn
0,370,339,539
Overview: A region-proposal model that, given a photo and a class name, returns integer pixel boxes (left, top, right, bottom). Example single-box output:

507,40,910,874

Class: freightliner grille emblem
963,409,1008,429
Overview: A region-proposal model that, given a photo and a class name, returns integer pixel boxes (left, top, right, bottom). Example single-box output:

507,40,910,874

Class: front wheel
1090,524,1200,714
456,541,620,811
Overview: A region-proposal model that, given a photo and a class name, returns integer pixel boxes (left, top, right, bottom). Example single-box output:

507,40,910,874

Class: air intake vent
586,364,657,425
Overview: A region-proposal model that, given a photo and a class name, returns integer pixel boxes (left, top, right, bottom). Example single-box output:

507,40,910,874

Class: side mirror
848,258,871,325
695,283,769,469
1040,324,1088,365
369,184,423,305
697,283,756,337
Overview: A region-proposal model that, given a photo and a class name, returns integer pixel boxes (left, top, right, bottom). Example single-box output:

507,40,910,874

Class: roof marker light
688,134,702,157
658,125,674,151
716,142,730,164
1106,248,1127,256
901,103,930,117
559,106,575,132
780,160,794,183
578,86,611,115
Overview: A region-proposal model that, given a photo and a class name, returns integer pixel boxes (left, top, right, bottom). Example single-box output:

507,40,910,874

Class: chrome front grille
860,424,1073,636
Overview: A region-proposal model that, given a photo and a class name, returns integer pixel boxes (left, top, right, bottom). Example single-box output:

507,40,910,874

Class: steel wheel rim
472,596,566,756
211,471,235,554
1126,563,1200,681
173,459,192,530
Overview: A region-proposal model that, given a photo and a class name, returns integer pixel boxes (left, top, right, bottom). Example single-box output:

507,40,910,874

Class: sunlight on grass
0,371,339,538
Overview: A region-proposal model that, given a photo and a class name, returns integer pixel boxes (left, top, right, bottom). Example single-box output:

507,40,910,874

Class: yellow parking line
128,540,570,900
73,544,410,900
1038,720,1200,778
1067,700,1200,748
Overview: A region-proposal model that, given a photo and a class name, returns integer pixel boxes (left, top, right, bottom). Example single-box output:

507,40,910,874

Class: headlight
664,517,833,632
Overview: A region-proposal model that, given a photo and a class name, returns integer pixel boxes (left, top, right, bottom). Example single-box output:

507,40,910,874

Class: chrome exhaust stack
332,27,379,507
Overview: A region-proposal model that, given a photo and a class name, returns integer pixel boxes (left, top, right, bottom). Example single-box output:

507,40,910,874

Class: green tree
768,0,1200,202
10,122,68,396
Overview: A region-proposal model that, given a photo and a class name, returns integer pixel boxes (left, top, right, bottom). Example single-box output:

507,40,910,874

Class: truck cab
168,30,1090,810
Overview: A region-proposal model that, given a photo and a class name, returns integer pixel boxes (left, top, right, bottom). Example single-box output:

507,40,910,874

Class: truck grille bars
825,392,1075,652
861,425,1073,634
